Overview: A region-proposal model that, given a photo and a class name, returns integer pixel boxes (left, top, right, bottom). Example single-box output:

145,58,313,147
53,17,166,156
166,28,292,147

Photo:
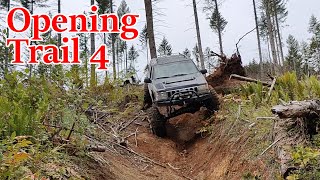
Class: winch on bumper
155,89,212,106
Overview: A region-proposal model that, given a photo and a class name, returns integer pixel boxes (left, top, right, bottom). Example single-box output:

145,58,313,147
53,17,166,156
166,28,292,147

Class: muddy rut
82,106,270,180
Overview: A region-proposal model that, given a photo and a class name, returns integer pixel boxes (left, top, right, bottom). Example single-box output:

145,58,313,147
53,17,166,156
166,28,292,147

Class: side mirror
200,69,208,74
144,78,152,83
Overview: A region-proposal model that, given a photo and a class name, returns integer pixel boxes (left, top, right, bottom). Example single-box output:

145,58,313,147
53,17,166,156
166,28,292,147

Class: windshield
153,61,199,79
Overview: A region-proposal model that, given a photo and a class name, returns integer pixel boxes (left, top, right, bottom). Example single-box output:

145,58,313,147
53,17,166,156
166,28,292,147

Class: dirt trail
86,107,268,180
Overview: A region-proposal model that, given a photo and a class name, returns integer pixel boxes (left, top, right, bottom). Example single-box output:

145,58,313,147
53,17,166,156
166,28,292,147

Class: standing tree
182,48,191,58
158,37,172,56
192,0,205,69
273,0,287,65
77,23,90,87
0,0,10,74
117,0,130,77
285,35,302,77
300,41,312,76
260,0,288,75
90,0,96,86
110,0,116,80
205,0,227,55
128,45,139,71
139,24,149,63
252,0,263,78
308,15,320,71
96,0,110,83
144,0,157,59
193,44,200,68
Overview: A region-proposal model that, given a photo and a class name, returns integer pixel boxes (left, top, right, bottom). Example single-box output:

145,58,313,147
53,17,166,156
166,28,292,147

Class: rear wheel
143,84,152,110
204,86,220,112
148,106,166,137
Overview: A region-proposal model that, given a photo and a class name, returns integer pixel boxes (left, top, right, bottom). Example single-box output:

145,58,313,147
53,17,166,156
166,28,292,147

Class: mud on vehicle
143,55,220,137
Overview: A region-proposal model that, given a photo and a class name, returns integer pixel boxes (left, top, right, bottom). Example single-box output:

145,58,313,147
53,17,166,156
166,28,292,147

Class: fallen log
271,100,320,178
271,100,320,118
229,74,271,86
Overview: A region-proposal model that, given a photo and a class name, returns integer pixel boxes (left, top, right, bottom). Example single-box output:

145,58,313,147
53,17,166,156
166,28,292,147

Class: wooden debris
272,100,320,118
259,137,283,156
266,77,277,102
229,74,271,86
271,100,320,177
87,145,107,152
256,117,277,121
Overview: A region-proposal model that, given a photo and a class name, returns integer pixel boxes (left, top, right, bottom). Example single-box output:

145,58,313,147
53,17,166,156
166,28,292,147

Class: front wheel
204,86,220,112
143,84,152,110
148,106,166,137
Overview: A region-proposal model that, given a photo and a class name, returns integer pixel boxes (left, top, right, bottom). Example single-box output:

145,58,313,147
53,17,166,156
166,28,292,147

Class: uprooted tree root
206,53,246,94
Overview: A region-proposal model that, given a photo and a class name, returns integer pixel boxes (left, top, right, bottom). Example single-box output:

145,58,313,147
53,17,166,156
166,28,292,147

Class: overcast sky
2,0,320,80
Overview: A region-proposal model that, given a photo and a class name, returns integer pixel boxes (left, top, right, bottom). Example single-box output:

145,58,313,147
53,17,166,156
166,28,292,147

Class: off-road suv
143,55,220,137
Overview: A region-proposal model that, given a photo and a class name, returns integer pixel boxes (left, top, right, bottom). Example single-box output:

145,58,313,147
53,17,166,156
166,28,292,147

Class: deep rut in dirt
86,107,268,180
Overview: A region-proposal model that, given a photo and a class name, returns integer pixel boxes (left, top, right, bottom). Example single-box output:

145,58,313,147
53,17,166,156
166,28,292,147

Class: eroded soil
80,106,270,180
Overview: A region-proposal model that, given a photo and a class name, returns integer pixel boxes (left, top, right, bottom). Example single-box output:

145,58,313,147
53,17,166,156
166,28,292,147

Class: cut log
271,100,320,178
271,100,320,119
87,145,107,152
229,74,271,86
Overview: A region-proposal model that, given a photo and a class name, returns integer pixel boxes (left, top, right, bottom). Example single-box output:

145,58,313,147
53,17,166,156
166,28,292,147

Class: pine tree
252,0,263,78
300,41,312,76
193,44,200,68
158,37,173,56
0,0,10,74
259,0,288,74
117,0,130,78
285,35,302,77
90,0,96,86
139,24,149,62
307,16,320,71
205,0,227,55
96,0,111,83
182,48,191,58
128,45,139,71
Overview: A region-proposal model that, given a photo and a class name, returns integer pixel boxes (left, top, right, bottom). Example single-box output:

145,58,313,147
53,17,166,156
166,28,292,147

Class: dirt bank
81,106,271,180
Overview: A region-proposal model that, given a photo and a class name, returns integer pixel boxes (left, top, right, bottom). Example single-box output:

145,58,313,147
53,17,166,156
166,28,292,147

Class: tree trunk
273,0,285,65
29,0,34,79
58,0,61,49
90,0,96,86
116,40,119,79
103,33,109,84
253,0,263,79
274,20,281,65
4,0,10,74
144,0,157,59
265,0,279,74
111,0,117,80
125,46,128,74
214,0,224,55
192,0,205,70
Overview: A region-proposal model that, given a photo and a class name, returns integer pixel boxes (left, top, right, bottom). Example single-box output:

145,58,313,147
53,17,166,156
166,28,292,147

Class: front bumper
155,92,211,106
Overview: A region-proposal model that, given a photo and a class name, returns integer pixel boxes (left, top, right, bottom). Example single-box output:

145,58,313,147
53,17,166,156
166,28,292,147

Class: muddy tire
148,106,166,137
204,86,220,112
143,84,152,109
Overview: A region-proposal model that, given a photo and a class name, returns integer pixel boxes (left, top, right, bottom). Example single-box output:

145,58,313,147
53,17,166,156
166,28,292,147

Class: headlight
198,84,209,94
156,92,167,100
